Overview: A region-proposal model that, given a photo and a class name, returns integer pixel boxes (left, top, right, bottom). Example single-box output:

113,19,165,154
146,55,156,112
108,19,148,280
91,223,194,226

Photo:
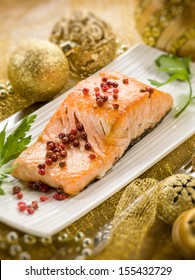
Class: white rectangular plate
0,44,194,237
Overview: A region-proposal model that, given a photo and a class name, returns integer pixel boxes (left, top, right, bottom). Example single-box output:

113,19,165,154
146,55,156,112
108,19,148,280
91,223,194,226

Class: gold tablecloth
0,0,194,260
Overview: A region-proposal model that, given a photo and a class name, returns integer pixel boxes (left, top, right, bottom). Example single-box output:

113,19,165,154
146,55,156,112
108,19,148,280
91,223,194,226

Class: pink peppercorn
62,136,69,144
17,202,26,211
89,153,96,160
102,76,108,82
12,186,21,194
32,201,39,210
76,123,84,131
113,88,119,94
113,93,118,99
96,98,104,107
17,192,23,199
81,131,87,140
123,78,129,84
59,193,68,200
38,169,45,175
59,161,66,168
61,150,67,158
38,163,46,169
26,207,34,215
53,193,60,200
70,128,77,135
113,103,119,109
58,132,65,139
51,155,57,162
106,81,112,86
85,143,92,150
95,92,100,97
82,88,89,94
100,82,105,88
39,184,50,193
40,195,49,202
112,82,118,88
102,85,109,92
45,158,53,166
73,140,80,147
102,95,108,102
94,87,100,92
60,144,66,150
47,142,56,150
69,134,76,142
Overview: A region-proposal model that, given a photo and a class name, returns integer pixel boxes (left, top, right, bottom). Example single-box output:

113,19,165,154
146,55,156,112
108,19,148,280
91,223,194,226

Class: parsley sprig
148,54,195,117
0,114,36,194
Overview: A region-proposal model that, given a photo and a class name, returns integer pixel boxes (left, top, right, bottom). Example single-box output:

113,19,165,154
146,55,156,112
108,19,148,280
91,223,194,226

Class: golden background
0,0,195,260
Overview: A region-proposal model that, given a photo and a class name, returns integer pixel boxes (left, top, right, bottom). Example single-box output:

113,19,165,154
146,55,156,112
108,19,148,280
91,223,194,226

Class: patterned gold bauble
172,208,195,260
134,0,195,60
8,39,69,102
157,174,195,225
50,11,116,77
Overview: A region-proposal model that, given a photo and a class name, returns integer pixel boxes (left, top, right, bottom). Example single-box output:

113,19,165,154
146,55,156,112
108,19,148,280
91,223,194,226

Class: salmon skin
12,71,173,195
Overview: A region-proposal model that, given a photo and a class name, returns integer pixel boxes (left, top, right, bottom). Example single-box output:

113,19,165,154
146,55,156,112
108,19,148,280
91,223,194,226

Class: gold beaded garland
19,251,31,260
6,231,19,244
57,233,69,242
82,237,93,248
74,231,85,242
9,244,22,256
81,248,92,257
40,236,53,245
23,234,36,245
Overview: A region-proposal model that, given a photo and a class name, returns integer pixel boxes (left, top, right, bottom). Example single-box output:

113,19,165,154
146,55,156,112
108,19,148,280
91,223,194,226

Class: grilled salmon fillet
12,71,173,195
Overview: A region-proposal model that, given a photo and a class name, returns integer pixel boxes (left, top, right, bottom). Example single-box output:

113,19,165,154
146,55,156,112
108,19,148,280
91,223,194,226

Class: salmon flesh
12,71,173,195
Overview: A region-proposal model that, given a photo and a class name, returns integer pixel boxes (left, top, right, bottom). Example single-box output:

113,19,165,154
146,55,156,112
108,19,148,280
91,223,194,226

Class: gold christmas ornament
134,0,195,60
172,208,195,260
50,11,116,77
157,174,195,225
8,39,69,102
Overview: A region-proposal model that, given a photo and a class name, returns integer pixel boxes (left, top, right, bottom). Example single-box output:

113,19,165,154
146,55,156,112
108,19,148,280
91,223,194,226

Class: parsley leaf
0,185,4,195
155,55,191,76
149,54,194,117
0,123,7,160
0,165,18,195
0,165,17,180
0,114,36,166
0,114,36,194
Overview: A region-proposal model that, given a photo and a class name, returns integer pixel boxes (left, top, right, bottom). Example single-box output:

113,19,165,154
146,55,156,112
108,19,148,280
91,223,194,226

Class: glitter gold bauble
50,11,116,77
157,174,195,225
172,208,195,259
8,39,69,102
